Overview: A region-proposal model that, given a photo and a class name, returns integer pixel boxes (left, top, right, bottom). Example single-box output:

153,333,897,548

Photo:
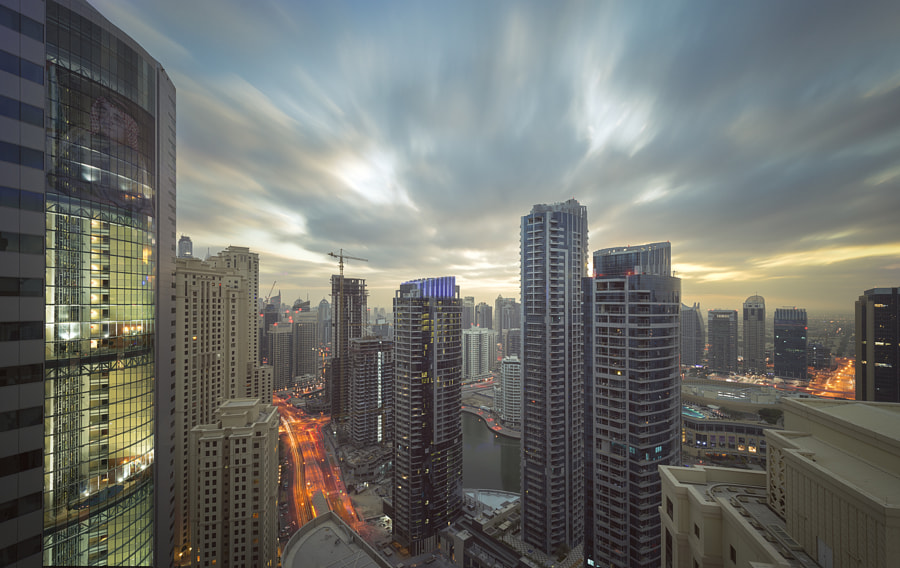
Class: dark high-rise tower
708,310,738,373
330,276,366,425
585,242,681,568
743,295,766,374
391,277,462,555
856,288,899,401
774,308,808,381
349,337,394,447
520,200,587,556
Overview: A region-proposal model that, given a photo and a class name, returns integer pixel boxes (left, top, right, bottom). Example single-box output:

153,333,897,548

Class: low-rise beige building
660,398,900,568
189,399,279,568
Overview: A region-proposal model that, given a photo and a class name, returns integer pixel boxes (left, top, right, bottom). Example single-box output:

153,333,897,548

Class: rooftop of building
776,398,900,506
863,287,899,295
593,241,670,255
219,398,261,409
281,511,390,568
661,465,819,567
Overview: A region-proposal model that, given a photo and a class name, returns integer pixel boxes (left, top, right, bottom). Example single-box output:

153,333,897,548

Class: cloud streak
96,0,900,311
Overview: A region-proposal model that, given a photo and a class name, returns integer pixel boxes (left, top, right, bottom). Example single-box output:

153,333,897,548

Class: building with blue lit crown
389,277,463,555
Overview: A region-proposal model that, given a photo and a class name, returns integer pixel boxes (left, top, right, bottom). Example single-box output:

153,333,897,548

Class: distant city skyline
93,0,900,312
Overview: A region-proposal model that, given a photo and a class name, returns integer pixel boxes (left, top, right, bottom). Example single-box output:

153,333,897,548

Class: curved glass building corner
42,1,171,564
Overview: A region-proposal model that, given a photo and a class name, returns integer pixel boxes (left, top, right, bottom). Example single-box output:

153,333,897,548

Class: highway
275,400,365,539
804,357,855,399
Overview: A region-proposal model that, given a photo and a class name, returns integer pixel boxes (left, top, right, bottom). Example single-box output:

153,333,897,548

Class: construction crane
327,249,368,277
327,249,368,425
264,280,277,305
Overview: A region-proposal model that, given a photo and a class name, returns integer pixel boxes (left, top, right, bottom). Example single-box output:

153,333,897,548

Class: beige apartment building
660,398,900,568
189,399,279,568
174,249,273,562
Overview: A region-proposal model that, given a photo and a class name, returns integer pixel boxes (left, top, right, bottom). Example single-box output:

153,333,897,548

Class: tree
758,407,783,425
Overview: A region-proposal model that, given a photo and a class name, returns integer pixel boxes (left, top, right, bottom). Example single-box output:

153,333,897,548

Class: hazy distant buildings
189,399,278,568
774,308,808,381
462,296,476,329
585,241,681,568
708,310,739,373
742,295,766,374
855,287,899,402
317,298,331,346
505,328,521,358
259,300,279,364
292,309,319,379
268,322,294,391
494,295,520,355
330,276,367,425
475,301,493,329
390,277,463,555
348,338,394,447
520,200,587,556
808,342,833,370
681,303,705,367
178,235,194,258
498,356,522,427
462,326,496,381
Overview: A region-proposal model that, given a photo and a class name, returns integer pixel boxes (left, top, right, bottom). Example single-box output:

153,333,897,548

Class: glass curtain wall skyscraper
391,277,463,555
708,310,738,373
520,200,587,557
584,242,681,568
39,0,177,565
856,287,900,402
774,308,808,381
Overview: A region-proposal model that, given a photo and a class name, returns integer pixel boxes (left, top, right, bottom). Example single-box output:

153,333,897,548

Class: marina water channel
461,411,521,493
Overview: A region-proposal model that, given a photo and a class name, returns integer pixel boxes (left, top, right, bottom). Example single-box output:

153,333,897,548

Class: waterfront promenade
461,405,521,439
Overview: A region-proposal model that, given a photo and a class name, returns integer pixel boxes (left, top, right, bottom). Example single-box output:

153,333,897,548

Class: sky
94,0,900,313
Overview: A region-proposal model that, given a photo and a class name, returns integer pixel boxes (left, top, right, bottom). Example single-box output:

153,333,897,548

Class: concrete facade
660,398,900,568
189,399,278,568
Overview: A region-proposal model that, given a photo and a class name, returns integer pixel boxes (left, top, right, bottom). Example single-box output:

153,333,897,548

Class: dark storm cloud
94,0,900,309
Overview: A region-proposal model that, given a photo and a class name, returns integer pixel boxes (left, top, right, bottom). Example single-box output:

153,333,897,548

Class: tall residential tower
520,200,587,557
330,276,366,426
584,242,681,568
390,277,463,555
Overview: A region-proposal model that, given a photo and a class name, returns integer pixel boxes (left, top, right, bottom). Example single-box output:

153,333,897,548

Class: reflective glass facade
41,1,168,564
